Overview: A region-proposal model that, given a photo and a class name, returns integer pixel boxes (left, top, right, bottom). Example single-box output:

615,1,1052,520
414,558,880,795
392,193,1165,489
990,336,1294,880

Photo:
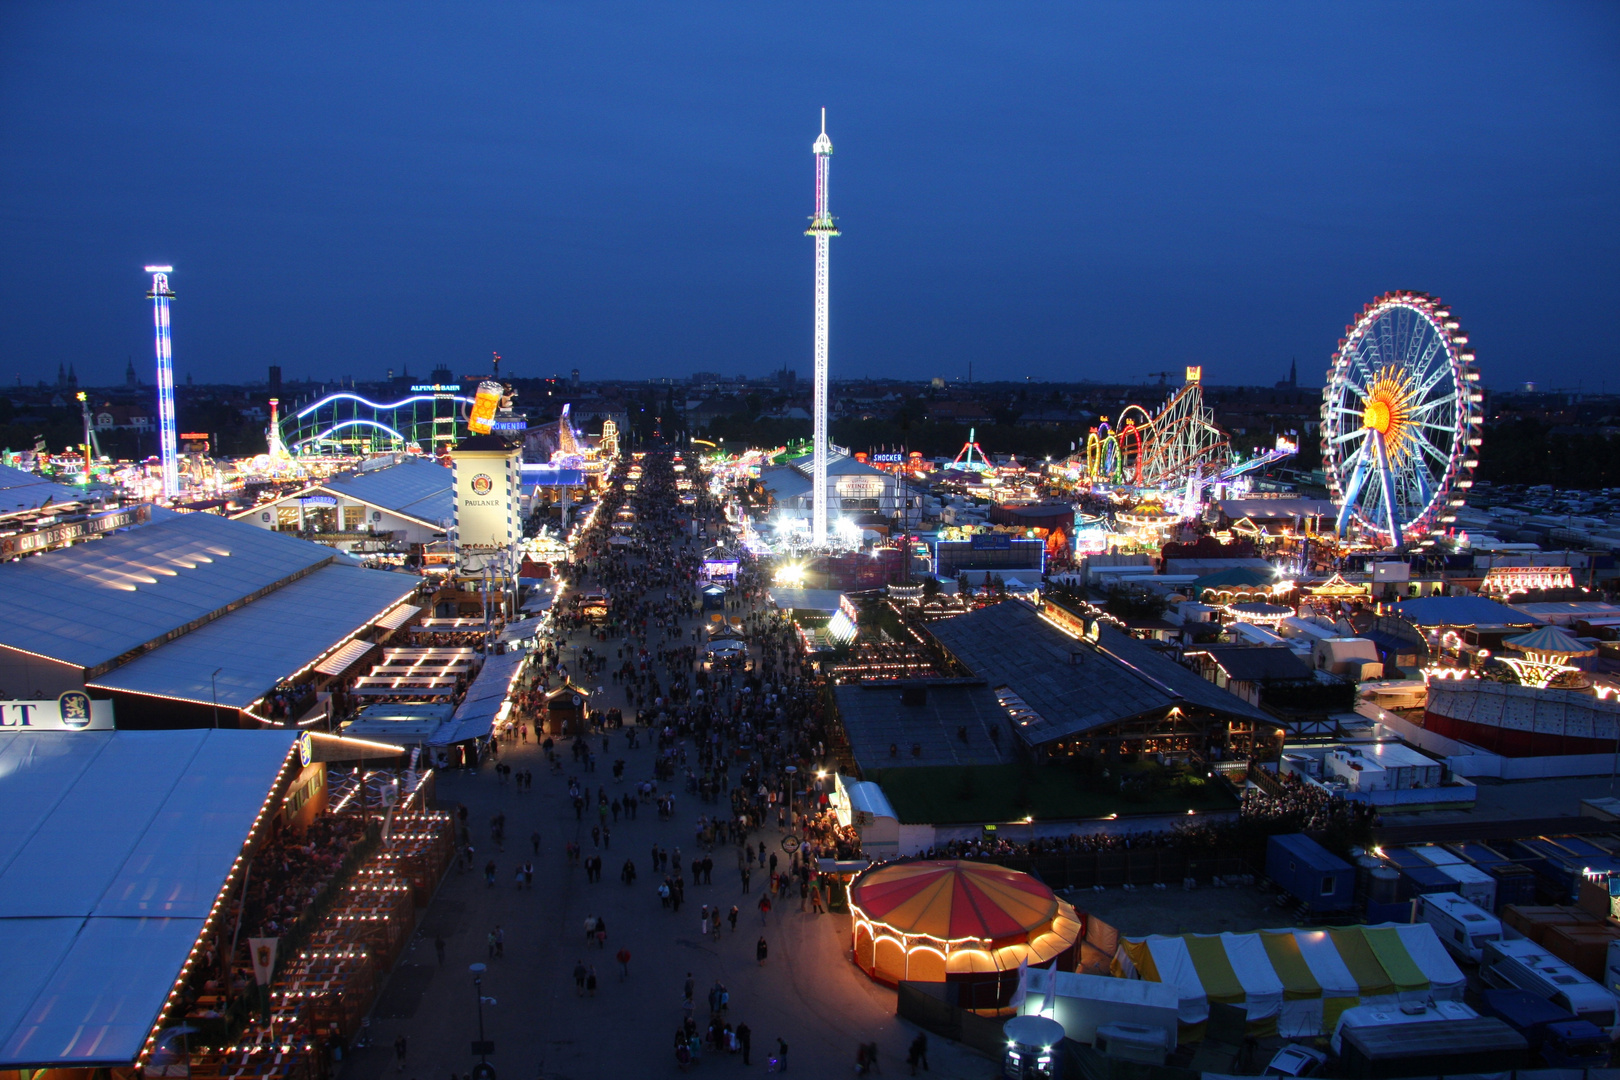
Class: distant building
757,452,911,526
916,600,1277,760
92,404,154,432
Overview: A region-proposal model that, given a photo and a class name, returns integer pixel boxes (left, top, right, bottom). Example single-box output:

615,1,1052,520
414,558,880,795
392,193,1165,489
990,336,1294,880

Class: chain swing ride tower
145,266,180,499
807,109,839,547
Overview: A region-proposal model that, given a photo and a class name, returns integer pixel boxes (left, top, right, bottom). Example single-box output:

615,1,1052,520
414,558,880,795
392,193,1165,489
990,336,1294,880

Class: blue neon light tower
145,266,179,499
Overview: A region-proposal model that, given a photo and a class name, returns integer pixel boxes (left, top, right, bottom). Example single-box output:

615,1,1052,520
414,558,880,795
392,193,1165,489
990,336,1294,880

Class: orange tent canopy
849,860,1058,942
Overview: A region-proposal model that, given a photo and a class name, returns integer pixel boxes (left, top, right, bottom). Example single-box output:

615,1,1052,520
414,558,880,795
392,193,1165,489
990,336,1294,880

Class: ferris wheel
1320,292,1482,549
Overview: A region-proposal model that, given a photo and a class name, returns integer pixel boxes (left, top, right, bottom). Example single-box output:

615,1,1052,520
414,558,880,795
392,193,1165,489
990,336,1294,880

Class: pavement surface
1061,882,1290,939
340,544,991,1080
1398,772,1620,824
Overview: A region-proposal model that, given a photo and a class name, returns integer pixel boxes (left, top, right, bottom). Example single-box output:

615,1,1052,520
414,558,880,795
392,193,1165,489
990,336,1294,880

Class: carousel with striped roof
847,860,1083,1007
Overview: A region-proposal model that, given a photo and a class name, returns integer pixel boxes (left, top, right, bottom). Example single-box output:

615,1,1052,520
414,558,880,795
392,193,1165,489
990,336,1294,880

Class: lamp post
211,667,223,728
468,962,494,1079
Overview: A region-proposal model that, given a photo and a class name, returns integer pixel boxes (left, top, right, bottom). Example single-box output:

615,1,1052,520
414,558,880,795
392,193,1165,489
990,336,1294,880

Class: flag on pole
1010,956,1030,1009
248,937,279,987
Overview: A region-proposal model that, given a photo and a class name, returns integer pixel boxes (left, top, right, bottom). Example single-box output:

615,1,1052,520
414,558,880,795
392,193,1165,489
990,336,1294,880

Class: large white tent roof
0,730,296,1068
0,463,92,516
88,562,418,708
0,511,336,671
319,457,454,527
430,649,526,746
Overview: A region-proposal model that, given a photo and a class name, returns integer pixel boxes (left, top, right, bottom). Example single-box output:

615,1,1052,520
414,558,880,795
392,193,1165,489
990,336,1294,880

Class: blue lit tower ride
145,266,179,499
806,108,839,547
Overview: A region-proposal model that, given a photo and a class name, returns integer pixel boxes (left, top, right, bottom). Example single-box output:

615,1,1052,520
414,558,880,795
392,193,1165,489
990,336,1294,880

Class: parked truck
1480,937,1620,1035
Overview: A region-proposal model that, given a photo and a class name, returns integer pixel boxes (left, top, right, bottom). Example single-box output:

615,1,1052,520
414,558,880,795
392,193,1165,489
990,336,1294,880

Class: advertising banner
0,693,114,732
453,447,520,553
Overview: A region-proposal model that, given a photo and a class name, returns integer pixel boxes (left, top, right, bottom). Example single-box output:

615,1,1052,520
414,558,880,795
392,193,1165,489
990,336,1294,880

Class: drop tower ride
145,266,180,499
806,109,839,547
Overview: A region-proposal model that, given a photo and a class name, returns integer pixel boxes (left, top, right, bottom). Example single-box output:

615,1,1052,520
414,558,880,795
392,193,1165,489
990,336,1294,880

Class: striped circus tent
1113,924,1462,1038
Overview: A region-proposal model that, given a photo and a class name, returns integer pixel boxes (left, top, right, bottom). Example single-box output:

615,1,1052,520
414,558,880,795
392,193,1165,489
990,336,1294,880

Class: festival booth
537,681,594,736
1013,967,1182,1047
701,544,740,584
1112,924,1464,1039
830,773,900,860
848,860,1083,1009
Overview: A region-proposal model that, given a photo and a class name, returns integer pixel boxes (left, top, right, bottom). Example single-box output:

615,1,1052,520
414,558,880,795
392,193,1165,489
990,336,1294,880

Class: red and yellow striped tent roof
849,860,1058,942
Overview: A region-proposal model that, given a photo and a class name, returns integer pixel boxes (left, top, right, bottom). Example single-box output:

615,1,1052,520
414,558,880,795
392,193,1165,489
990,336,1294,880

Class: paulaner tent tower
807,109,839,547
145,266,180,499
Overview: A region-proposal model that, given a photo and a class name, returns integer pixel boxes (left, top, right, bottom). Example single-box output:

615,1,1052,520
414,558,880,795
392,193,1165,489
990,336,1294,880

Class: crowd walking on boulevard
390,449,971,1080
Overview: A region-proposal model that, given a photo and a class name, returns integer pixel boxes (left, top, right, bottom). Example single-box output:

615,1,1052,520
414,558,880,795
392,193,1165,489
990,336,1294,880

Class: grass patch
872,760,1237,826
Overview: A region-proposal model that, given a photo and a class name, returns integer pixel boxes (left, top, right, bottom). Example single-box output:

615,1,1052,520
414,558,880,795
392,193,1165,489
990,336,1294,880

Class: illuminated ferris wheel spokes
1319,292,1480,550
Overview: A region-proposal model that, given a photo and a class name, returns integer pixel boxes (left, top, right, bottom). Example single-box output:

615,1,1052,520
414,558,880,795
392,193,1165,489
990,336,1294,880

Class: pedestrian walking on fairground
486,930,496,958
394,1035,408,1072
494,925,504,958
728,905,739,933
616,946,631,979
758,893,771,924
865,1041,882,1073
586,966,598,996
573,960,587,996
907,1033,929,1074
756,936,768,964
776,1037,789,1072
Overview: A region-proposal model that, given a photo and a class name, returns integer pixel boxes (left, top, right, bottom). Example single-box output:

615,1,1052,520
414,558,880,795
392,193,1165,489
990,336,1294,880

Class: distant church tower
126,357,138,388
1289,357,1297,389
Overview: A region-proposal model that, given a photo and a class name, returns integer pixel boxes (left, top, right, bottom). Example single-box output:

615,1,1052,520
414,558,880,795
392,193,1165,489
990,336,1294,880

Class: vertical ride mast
807,109,839,547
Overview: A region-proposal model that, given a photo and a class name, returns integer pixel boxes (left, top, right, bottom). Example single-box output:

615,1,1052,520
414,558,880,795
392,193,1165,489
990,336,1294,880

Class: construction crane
1142,370,1177,386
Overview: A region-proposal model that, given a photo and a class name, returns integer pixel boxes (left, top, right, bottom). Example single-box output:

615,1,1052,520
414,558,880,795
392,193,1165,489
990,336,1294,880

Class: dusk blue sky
2,3,1616,391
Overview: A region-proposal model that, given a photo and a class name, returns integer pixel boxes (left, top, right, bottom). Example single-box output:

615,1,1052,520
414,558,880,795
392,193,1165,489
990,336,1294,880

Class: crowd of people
238,813,370,940
480,450,843,1071
1241,767,1380,838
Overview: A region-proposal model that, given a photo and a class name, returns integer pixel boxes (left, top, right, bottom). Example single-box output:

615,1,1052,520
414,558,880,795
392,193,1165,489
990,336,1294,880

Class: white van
1481,937,1620,1035
1419,893,1501,963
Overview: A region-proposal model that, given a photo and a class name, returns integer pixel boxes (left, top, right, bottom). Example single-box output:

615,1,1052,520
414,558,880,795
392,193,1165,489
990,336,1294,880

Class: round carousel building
848,860,1082,1006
